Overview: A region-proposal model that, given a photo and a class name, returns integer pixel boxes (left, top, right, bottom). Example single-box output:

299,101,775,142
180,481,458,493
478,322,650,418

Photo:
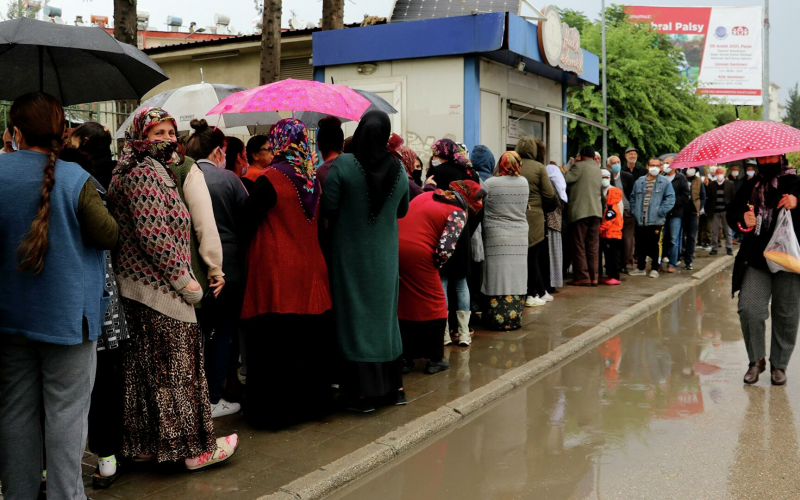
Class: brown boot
771,365,787,386
743,358,766,384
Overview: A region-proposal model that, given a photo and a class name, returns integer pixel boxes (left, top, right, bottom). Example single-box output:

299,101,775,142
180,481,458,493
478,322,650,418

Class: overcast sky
51,0,797,103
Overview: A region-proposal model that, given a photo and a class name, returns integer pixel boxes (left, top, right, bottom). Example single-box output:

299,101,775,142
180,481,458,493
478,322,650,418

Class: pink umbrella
206,79,371,127
670,120,800,169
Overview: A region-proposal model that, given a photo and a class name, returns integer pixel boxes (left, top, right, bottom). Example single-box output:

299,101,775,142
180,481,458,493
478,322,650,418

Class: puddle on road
329,272,800,499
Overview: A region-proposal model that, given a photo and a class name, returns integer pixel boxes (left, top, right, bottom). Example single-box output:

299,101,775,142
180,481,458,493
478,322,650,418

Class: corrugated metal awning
280,58,314,81
509,99,609,131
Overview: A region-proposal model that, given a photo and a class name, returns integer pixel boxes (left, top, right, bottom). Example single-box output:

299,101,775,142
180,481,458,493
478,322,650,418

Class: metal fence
0,100,138,158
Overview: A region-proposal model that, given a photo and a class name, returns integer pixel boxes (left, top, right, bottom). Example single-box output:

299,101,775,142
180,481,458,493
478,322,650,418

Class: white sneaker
629,269,647,276
649,270,659,278
98,455,117,477
525,296,546,307
540,292,554,302
211,398,241,418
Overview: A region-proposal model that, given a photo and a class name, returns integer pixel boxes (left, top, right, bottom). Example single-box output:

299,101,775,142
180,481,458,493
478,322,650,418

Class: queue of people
0,89,777,500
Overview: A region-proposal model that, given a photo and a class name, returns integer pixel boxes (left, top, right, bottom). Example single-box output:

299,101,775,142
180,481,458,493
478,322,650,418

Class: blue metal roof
312,12,599,87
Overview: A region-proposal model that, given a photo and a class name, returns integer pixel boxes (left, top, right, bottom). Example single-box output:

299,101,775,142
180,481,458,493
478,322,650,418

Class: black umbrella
0,17,168,105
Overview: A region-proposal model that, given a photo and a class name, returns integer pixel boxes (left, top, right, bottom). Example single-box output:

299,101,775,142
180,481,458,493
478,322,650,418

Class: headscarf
470,145,495,182
450,180,485,214
750,155,796,235
497,151,522,177
396,145,419,178
387,133,404,159
116,107,180,173
351,110,401,222
431,138,474,178
268,118,319,220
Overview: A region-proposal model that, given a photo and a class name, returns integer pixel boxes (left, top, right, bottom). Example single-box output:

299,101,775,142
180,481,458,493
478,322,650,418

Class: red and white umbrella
670,120,800,169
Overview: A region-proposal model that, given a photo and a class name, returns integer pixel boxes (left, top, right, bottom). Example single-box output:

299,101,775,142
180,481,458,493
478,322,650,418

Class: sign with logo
625,6,764,106
538,5,584,76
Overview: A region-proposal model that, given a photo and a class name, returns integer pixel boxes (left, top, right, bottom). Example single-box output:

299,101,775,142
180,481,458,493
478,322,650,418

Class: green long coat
516,138,557,247
320,154,410,363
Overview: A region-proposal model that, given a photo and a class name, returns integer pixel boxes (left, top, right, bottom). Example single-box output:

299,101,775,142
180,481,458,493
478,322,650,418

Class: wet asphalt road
330,271,800,500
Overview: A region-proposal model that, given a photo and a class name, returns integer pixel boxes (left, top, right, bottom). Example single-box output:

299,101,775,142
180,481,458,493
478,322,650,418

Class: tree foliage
5,0,40,19
565,4,756,159
784,83,800,129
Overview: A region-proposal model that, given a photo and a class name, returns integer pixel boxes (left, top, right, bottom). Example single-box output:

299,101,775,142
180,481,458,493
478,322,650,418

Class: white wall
325,57,465,166
479,58,565,166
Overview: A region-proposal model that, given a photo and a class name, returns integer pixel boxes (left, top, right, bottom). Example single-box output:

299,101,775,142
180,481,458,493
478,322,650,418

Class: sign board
538,5,584,76
625,6,763,106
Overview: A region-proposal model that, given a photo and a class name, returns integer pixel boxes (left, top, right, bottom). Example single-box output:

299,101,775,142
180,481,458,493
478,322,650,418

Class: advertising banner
625,6,763,106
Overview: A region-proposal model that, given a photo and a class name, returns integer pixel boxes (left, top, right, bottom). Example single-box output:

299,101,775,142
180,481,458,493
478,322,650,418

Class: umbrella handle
738,205,755,233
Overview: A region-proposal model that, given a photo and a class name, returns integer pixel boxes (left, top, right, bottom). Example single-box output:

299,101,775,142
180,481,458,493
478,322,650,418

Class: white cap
601,169,611,178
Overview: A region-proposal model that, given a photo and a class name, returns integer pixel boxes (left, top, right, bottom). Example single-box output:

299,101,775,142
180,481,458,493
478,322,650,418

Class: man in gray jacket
564,145,603,286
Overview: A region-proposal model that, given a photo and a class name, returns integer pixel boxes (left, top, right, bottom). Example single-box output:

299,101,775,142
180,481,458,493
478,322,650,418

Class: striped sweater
107,158,197,323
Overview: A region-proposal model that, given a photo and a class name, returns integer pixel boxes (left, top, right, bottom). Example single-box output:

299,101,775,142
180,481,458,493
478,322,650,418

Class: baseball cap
625,147,638,154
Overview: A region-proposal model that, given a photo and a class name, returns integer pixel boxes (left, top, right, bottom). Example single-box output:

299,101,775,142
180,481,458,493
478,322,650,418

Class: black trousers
88,347,124,458
635,225,662,271
600,238,622,280
527,241,546,297
538,233,552,291
202,283,245,405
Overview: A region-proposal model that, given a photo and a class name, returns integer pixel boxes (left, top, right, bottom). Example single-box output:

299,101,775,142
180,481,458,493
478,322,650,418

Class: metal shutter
280,58,313,81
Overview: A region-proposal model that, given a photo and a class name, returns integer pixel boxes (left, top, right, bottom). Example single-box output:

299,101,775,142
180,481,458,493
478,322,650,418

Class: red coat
398,192,465,321
241,168,331,318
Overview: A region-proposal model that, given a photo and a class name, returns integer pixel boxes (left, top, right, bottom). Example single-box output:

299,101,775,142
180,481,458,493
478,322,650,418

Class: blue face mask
611,163,621,174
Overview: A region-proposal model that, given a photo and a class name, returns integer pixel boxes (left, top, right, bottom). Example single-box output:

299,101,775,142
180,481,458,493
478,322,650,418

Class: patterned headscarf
116,107,180,173
267,118,319,220
431,138,474,177
498,151,522,177
450,180,486,214
397,145,419,178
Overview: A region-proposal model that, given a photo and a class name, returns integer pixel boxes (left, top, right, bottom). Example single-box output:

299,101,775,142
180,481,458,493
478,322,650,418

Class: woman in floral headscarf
398,180,484,373
107,107,238,471
426,138,479,190
238,118,333,428
481,152,530,331
388,133,431,200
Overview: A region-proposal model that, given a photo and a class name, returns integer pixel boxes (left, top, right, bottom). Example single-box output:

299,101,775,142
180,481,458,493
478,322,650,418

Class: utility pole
762,0,770,121
601,0,608,163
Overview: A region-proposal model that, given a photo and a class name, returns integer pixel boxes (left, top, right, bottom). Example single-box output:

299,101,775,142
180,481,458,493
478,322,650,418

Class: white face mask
746,170,756,178
663,164,671,173
648,167,660,177
601,178,611,188
716,174,725,183
730,170,739,178
11,129,19,151
431,158,443,167
686,168,696,177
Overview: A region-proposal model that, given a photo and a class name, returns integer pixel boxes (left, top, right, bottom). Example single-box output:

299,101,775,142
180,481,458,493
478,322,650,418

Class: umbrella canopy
0,17,167,106
115,83,249,139
659,153,679,161
670,120,800,169
208,79,371,128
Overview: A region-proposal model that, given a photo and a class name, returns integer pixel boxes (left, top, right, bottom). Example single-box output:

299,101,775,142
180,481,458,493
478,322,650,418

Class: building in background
769,82,784,122
312,10,601,167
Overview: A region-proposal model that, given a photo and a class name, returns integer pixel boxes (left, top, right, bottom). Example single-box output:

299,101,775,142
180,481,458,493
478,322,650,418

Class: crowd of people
0,90,783,500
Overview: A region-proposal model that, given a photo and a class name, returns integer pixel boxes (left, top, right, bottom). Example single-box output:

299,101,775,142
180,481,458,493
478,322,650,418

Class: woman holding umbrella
237,118,333,428
729,155,800,386
107,107,238,469
321,110,410,413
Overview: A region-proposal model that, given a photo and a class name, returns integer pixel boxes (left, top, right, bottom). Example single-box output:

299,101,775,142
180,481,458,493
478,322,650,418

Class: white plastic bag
764,209,800,274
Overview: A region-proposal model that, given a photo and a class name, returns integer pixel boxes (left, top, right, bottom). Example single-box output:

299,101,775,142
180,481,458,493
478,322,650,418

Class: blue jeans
441,276,470,311
663,216,683,267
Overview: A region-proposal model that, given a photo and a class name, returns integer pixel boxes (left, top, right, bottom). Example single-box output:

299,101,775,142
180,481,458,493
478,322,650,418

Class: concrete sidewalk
80,250,735,500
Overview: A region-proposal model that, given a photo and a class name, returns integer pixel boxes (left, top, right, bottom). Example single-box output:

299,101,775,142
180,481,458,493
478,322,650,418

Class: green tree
6,0,40,19
784,83,800,129
567,7,718,158
560,8,590,34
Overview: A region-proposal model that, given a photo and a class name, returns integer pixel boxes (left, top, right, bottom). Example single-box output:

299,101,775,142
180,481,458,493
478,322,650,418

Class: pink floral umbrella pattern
669,120,800,169
206,79,371,124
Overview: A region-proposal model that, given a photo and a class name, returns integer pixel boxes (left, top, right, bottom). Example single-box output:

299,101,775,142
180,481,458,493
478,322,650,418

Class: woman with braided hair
0,92,118,499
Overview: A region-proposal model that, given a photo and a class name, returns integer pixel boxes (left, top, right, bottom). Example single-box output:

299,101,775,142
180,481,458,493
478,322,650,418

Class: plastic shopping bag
764,209,800,274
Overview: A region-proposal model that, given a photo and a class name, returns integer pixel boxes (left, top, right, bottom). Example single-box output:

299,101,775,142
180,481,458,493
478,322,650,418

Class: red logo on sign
732,26,749,36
